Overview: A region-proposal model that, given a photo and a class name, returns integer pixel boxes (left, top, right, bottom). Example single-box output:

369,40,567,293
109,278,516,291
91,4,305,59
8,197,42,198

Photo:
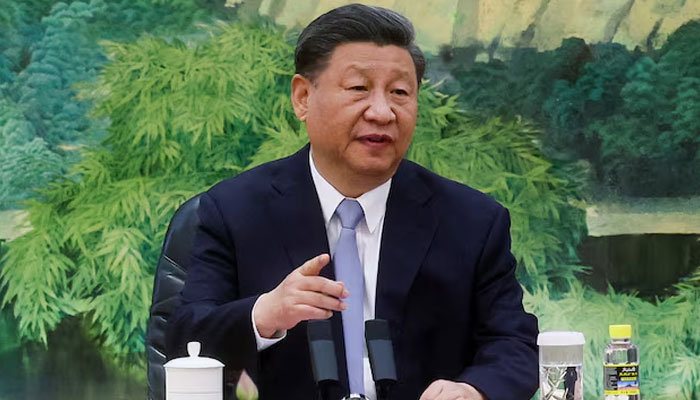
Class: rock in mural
259,0,700,52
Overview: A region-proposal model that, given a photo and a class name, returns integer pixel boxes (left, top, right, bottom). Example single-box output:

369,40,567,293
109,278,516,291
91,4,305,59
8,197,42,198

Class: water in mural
1,1,699,399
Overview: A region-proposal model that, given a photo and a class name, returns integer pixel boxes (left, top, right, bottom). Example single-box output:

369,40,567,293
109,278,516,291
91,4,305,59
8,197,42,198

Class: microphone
365,319,397,400
307,320,340,400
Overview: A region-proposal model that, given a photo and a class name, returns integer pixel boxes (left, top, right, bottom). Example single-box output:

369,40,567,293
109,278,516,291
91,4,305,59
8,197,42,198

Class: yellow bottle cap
609,324,632,338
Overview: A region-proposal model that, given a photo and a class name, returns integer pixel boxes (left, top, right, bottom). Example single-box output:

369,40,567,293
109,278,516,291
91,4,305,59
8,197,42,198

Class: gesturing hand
419,380,486,400
253,254,349,338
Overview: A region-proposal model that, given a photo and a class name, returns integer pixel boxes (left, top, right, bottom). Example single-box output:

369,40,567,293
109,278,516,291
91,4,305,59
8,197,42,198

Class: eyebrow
343,64,414,81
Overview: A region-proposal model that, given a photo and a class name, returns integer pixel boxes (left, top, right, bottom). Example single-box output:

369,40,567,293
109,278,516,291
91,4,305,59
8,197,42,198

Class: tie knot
335,199,364,230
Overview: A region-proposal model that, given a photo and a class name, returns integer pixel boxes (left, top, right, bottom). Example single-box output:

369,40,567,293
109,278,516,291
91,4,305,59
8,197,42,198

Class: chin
352,161,398,179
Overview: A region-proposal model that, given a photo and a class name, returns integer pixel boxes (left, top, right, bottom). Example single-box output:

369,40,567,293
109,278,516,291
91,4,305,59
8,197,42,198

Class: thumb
298,254,330,276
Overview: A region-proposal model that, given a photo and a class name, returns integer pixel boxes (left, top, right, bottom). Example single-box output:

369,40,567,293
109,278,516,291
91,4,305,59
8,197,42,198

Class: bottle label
539,364,583,400
604,363,640,395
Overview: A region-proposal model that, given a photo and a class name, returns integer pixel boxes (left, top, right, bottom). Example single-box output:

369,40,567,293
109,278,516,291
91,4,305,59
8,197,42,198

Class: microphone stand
365,319,398,400
317,382,336,400
375,380,394,400
307,320,341,400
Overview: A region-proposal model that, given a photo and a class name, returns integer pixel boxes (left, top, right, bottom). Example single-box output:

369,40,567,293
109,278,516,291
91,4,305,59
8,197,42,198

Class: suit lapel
268,146,330,274
376,161,437,333
267,146,349,393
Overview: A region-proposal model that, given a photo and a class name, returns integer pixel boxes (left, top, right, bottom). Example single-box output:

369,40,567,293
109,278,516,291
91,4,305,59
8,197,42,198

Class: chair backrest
146,194,202,400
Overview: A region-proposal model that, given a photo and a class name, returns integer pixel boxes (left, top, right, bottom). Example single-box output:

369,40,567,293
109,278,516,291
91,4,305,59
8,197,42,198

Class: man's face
292,42,418,192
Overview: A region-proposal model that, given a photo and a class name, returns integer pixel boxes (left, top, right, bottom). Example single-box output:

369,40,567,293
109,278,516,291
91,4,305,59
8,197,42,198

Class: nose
363,91,396,124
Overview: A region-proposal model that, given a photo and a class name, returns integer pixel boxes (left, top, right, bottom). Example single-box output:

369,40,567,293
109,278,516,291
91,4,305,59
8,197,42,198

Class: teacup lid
164,342,224,369
537,331,585,346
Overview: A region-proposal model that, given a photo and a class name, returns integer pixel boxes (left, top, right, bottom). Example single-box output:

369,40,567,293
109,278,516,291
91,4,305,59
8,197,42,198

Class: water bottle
604,324,640,400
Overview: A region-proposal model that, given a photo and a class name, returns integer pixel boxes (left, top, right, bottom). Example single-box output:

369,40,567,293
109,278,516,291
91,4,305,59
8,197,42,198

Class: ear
291,74,312,122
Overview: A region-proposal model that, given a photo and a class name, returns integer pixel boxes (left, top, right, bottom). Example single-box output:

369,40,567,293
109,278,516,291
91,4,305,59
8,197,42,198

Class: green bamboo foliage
1,21,295,357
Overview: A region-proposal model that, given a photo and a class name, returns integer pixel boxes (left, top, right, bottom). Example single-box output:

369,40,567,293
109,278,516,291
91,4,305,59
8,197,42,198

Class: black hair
295,3,425,85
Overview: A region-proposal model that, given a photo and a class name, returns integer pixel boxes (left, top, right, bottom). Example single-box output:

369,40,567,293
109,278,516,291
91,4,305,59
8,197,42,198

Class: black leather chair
146,194,202,400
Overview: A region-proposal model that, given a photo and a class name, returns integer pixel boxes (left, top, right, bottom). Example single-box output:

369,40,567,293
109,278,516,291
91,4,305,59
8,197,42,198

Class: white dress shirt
251,151,391,400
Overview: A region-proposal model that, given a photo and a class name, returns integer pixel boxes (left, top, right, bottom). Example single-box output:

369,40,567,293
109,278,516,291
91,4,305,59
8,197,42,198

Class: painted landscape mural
1,1,699,399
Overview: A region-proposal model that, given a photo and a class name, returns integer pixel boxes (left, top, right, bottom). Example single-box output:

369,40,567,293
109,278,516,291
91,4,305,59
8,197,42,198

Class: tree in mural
451,20,700,197
450,37,592,125
543,42,637,161
670,77,700,157
0,0,226,210
1,1,103,209
583,21,700,197
0,0,57,82
590,56,672,193
0,3,21,84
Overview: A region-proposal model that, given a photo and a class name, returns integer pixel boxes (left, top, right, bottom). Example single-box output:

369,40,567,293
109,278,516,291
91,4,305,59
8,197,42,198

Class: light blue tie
333,199,365,395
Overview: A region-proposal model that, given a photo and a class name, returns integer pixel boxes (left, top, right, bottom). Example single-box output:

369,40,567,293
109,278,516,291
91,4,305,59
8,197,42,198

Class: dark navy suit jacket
166,146,538,400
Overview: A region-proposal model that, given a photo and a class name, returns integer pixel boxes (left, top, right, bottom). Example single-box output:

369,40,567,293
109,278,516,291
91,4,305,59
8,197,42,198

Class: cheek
307,99,337,135
397,107,417,141
398,128,415,151
397,100,417,120
310,97,353,127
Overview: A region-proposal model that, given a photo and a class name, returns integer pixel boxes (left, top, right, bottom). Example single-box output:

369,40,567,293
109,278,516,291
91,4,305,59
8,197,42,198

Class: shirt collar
309,150,391,233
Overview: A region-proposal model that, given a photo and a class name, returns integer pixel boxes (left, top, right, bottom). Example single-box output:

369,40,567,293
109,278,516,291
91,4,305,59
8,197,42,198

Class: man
166,4,538,400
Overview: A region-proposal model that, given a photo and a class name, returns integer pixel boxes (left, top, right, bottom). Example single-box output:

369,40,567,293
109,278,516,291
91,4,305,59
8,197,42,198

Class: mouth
358,134,393,145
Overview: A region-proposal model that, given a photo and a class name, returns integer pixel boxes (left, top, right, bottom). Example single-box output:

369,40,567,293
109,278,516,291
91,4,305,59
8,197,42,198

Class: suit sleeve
165,191,259,375
457,206,539,400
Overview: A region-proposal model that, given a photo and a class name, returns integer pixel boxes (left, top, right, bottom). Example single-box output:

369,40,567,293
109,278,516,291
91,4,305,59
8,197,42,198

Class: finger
296,291,347,312
299,276,349,298
295,304,333,321
297,254,330,277
419,380,445,400
461,383,484,400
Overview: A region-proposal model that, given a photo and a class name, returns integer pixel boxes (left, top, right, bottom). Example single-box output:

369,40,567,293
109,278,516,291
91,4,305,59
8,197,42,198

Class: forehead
322,42,416,81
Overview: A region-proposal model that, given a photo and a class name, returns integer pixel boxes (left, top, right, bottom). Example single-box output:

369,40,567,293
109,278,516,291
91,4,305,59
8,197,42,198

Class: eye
392,88,409,96
349,85,368,91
